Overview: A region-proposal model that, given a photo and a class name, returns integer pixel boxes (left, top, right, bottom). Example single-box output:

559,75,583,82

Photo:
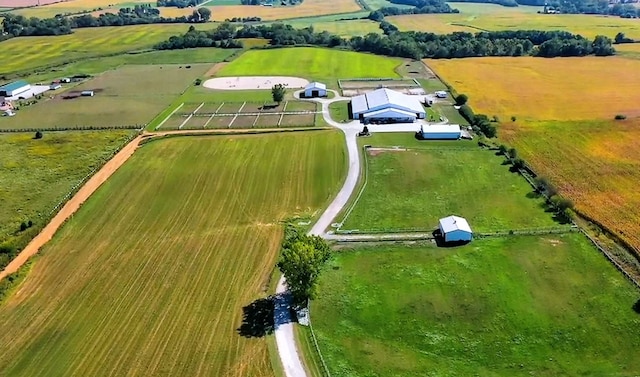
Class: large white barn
438,215,473,243
0,81,30,97
304,82,327,98
350,88,425,124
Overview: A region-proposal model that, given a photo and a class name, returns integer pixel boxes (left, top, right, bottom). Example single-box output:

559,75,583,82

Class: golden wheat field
159,0,361,20
11,0,149,17
0,132,346,377
426,56,640,121
502,119,640,253
389,11,640,40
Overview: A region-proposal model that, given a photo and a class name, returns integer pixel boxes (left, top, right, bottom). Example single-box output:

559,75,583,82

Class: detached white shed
304,82,327,98
438,215,473,243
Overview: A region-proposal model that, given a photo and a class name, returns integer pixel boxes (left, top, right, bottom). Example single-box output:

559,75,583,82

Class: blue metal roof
0,80,29,92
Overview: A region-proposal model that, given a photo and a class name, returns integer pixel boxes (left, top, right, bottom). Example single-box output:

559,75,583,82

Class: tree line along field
0,131,346,377
341,137,558,233
387,4,640,40
217,47,403,83
426,56,640,122
501,119,640,254
0,130,134,268
158,0,363,21
0,64,209,130
0,24,211,76
313,234,640,376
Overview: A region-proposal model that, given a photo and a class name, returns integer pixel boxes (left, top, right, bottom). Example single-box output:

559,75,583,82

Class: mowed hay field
502,119,640,253
218,47,402,81
0,64,209,130
313,235,640,376
342,137,557,232
388,6,640,39
160,0,362,20
426,56,640,121
0,130,133,264
10,0,150,17
0,24,204,75
0,131,346,376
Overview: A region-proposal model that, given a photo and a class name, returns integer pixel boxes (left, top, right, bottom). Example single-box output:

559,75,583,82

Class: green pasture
1,64,208,130
217,47,403,83
341,137,558,232
313,234,640,376
0,24,211,76
0,130,134,268
0,130,346,377
328,100,350,122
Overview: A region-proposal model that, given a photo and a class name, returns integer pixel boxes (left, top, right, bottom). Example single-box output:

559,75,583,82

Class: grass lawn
0,24,210,76
341,137,557,232
0,130,346,376
312,234,640,376
0,130,134,268
328,100,350,122
502,118,640,254
426,56,640,122
286,19,382,37
388,7,640,39
218,47,402,82
1,64,209,130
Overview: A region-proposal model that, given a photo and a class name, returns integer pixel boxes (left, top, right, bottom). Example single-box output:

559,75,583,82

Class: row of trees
154,22,616,59
1,6,211,37
157,0,204,7
368,0,458,21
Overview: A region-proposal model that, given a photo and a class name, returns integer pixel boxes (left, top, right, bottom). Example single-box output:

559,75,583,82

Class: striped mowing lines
0,131,346,377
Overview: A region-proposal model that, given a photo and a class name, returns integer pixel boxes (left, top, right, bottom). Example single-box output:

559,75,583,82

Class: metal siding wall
422,132,461,140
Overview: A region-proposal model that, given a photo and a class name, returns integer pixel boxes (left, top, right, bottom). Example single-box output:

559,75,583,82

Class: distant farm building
438,215,473,243
350,88,425,124
50,84,61,90
304,82,327,98
81,90,94,97
419,124,461,140
0,81,31,97
435,91,447,98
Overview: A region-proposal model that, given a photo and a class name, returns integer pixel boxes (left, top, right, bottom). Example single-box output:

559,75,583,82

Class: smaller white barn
435,91,447,98
304,82,326,98
420,124,461,140
438,215,473,243
81,90,94,97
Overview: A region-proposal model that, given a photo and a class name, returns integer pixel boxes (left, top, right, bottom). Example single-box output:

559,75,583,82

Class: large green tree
271,84,286,105
277,226,331,306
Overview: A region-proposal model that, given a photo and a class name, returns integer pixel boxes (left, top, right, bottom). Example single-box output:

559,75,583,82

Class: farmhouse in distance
350,88,425,124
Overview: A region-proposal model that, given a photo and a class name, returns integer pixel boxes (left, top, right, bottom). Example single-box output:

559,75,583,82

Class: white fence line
307,310,331,377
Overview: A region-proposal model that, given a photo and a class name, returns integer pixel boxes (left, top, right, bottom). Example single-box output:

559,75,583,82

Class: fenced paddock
158,100,319,129
338,78,424,96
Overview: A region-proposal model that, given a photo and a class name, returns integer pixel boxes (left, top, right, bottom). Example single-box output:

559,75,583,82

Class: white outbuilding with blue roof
0,81,30,97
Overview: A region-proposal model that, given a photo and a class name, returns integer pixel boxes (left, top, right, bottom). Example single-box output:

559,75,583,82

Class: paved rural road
274,91,422,377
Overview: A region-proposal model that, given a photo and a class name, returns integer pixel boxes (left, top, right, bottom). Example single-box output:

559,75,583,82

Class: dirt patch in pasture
203,76,309,90
205,62,228,77
367,147,409,157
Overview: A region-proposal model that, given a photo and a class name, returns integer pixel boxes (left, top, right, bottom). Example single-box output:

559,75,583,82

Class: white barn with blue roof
350,88,425,124
438,215,473,243
0,81,30,97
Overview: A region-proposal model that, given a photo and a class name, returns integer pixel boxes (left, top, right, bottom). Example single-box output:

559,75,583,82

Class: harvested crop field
502,119,640,254
0,130,346,376
426,56,640,121
160,0,362,20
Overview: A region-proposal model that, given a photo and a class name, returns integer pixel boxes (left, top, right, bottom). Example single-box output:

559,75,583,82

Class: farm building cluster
350,88,425,124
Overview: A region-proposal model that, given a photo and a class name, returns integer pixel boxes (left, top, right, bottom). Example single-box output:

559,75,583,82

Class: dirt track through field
0,135,143,281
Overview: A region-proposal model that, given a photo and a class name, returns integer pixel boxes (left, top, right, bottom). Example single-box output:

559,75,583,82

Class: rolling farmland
9,0,152,17
388,5,640,39
426,56,640,121
0,24,207,75
313,235,640,376
0,131,346,376
159,0,362,20
502,119,640,253
218,47,402,81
